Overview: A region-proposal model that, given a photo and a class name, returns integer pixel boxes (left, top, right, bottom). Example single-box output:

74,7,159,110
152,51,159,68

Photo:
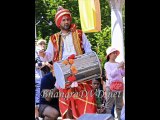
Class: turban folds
55,9,72,28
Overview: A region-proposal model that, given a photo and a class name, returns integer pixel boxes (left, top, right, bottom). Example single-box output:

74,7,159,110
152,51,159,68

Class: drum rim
92,51,102,76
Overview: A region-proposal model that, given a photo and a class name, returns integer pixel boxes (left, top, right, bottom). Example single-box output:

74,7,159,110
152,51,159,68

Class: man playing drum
39,6,97,119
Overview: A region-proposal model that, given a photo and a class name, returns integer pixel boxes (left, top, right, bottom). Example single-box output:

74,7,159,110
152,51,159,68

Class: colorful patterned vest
50,28,85,62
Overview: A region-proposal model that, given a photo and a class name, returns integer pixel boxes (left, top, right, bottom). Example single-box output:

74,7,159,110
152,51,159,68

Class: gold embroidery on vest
72,30,83,55
51,33,60,62
58,36,63,60
55,34,59,61
50,35,56,62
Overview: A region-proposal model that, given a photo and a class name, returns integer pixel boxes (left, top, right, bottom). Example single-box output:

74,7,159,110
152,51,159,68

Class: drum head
54,62,65,88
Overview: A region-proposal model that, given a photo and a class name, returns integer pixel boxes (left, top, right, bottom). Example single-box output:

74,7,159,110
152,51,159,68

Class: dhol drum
54,51,102,88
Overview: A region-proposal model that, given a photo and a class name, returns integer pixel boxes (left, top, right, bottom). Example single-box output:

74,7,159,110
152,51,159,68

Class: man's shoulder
75,29,83,39
50,32,60,43
76,29,82,32
76,29,83,33
50,32,60,37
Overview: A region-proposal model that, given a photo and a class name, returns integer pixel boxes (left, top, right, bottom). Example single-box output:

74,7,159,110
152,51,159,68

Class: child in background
104,46,125,120
92,78,106,114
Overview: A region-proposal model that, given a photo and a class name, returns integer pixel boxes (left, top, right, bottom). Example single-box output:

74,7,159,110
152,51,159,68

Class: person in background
92,78,106,114
104,46,125,120
35,39,53,75
35,39,52,119
101,61,115,117
38,72,60,120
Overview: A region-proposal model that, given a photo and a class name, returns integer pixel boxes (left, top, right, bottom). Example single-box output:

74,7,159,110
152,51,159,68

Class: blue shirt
40,72,59,110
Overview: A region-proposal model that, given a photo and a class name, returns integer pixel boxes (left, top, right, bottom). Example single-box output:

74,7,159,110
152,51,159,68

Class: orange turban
55,8,72,28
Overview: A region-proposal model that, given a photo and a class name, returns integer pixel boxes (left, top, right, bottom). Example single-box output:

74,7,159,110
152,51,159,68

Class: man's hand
39,50,45,57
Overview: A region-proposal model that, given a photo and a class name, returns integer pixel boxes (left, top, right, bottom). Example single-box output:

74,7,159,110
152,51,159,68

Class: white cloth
61,33,77,60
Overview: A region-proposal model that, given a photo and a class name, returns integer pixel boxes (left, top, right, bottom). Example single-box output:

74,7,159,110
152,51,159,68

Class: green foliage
35,0,82,42
86,26,111,67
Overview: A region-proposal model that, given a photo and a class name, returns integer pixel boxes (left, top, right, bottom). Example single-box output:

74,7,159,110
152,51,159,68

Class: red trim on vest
77,29,84,54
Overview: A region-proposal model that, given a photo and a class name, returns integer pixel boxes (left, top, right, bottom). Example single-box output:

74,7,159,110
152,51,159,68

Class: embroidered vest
50,29,85,62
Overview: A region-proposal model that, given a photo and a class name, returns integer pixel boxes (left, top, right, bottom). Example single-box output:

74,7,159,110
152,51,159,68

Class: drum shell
54,52,102,88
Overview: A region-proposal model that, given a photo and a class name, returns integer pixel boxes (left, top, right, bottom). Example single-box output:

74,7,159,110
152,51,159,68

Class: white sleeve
39,40,54,62
82,33,92,53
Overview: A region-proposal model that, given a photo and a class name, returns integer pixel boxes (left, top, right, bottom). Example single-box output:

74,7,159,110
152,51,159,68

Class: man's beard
61,24,70,30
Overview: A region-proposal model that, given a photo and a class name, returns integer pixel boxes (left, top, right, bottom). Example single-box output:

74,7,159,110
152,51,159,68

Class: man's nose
65,20,69,23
